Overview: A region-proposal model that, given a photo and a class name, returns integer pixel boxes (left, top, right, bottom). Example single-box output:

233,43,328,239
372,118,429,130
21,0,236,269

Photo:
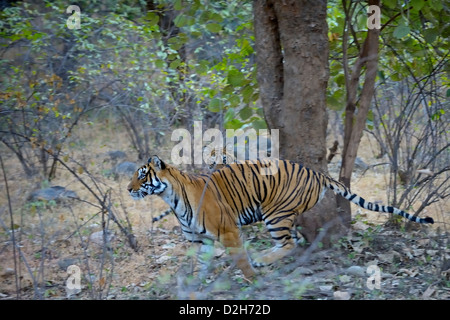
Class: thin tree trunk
253,0,284,131
338,0,380,224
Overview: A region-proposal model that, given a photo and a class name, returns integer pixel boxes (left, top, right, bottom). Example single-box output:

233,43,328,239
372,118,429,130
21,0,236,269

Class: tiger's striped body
127,156,433,278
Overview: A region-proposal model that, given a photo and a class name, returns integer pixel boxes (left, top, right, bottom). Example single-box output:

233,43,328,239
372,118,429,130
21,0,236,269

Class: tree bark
253,0,284,131
254,0,345,246
338,0,380,224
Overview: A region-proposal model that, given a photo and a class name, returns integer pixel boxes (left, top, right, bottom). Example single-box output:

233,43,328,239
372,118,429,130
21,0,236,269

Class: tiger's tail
324,175,434,224
152,209,173,223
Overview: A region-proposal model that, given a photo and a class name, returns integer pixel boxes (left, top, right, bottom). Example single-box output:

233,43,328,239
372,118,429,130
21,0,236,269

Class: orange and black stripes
145,158,433,242
128,156,434,275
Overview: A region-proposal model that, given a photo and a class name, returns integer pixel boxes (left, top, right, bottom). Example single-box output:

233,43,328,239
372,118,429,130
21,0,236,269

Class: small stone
113,161,138,178
28,186,78,202
339,275,352,283
353,221,370,231
334,291,351,300
156,255,171,264
89,230,115,247
354,157,369,170
2,268,15,277
346,266,366,277
106,150,127,161
296,267,314,275
66,287,82,299
319,285,333,292
58,258,78,271
161,243,176,249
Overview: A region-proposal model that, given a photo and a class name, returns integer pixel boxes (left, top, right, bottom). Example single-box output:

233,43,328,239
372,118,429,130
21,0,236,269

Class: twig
0,154,20,299
67,206,95,299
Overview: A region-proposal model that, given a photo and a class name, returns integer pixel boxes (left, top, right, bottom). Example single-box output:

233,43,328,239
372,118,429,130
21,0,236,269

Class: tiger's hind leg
252,213,296,267
220,230,256,279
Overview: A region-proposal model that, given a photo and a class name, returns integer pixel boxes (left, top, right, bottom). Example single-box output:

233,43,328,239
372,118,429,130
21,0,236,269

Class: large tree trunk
254,0,346,246
338,0,380,223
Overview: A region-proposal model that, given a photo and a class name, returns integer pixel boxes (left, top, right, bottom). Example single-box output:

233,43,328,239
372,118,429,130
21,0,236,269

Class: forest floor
0,121,449,300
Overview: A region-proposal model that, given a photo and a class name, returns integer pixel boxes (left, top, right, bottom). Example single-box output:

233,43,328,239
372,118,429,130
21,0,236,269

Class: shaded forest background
0,0,449,300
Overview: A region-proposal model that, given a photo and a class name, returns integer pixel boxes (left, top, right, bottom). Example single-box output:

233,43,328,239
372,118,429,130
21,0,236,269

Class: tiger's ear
150,155,166,171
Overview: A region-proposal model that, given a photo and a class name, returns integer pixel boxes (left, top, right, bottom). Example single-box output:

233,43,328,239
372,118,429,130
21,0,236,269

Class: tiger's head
127,156,168,200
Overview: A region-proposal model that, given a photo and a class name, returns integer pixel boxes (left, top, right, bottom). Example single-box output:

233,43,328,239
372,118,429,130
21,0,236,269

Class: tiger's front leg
220,230,256,279
192,240,216,277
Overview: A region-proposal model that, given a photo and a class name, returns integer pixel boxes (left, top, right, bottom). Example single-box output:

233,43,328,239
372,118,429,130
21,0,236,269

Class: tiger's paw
251,254,271,267
252,246,295,267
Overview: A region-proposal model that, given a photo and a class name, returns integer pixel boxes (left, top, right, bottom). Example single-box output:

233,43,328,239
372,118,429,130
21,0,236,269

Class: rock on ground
28,186,78,202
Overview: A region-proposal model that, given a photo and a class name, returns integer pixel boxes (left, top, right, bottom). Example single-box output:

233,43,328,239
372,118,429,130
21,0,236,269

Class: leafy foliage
326,0,449,220
0,0,261,179
327,0,449,110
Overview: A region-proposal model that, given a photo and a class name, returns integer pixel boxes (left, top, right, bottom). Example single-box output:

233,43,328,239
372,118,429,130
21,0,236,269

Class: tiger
127,155,433,278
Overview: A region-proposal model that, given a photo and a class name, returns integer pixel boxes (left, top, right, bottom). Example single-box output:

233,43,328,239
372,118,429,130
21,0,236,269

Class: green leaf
208,98,222,112
174,0,183,11
367,109,374,122
242,85,255,103
227,69,245,87
209,12,224,23
256,108,265,117
155,59,165,68
423,28,438,43
251,119,267,130
168,36,186,50
145,12,160,26
224,108,235,123
393,23,411,39
377,70,386,82
195,60,209,74
169,59,181,69
31,32,44,41
410,0,425,12
383,0,397,9
390,72,402,81
174,14,188,27
335,73,345,86
431,109,443,121
238,39,253,56
206,23,222,33
429,0,443,10
239,106,252,120
228,94,241,108
225,119,243,130
327,89,345,110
